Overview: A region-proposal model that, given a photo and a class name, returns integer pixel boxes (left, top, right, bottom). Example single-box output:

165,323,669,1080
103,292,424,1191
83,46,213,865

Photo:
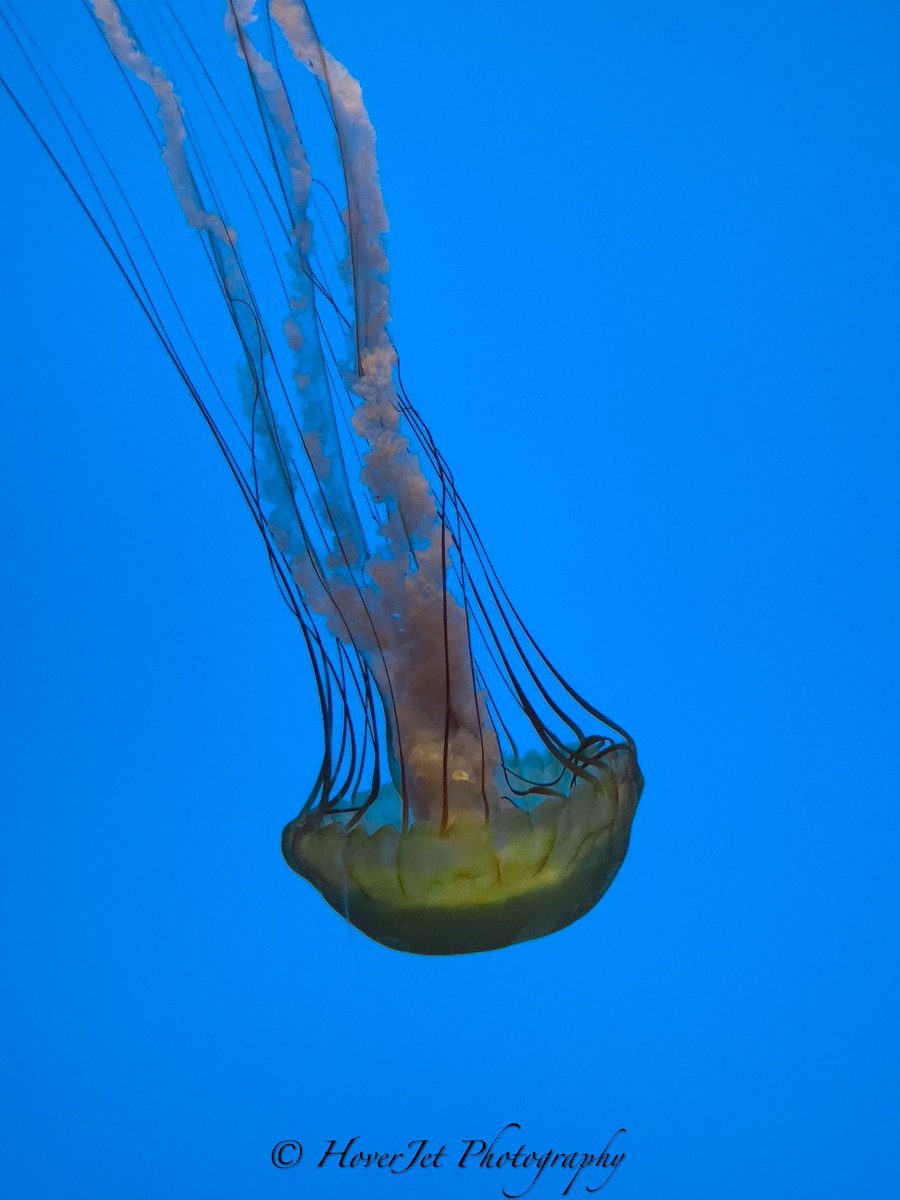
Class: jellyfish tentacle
88,0,406,821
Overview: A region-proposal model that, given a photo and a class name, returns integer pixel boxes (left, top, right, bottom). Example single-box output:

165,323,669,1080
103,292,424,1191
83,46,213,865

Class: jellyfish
2,0,642,954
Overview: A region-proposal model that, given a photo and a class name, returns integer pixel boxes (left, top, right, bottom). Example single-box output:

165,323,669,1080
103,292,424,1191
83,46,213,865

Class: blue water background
1,1,897,1196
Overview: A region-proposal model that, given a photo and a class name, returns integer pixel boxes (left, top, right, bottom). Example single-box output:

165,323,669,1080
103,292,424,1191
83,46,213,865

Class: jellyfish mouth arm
228,7,500,816
268,2,437,561
263,0,510,820
226,1,369,568
269,0,391,368
91,1,233,244
291,535,503,826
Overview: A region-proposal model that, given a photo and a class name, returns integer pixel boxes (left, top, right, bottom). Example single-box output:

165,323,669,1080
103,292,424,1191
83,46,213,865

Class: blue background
1,1,897,1196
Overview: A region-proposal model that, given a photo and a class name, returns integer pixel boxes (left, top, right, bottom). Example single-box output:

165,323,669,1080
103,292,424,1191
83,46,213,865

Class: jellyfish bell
4,0,642,954
284,746,642,955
